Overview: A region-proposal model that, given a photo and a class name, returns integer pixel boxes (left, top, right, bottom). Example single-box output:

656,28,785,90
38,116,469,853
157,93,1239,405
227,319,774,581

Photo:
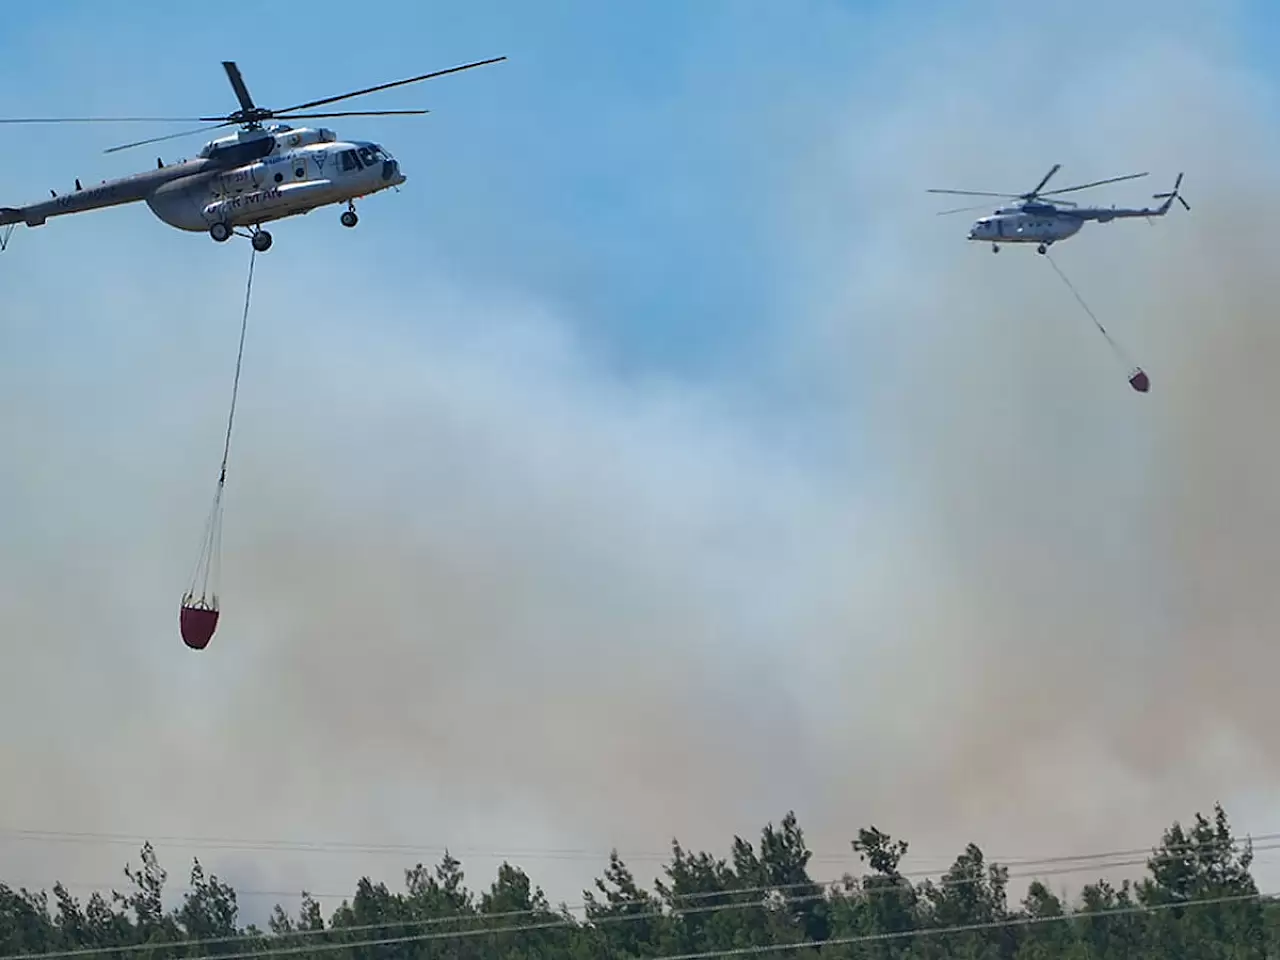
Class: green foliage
0,805,1273,960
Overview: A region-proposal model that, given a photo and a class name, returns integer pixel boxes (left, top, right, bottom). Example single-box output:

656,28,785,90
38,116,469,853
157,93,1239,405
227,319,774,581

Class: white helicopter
928,164,1189,254
0,56,505,252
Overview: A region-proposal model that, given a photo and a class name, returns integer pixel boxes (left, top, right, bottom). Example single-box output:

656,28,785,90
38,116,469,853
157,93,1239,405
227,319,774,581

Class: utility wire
27,838,1280,905
14,836,1276,906
2,826,1273,866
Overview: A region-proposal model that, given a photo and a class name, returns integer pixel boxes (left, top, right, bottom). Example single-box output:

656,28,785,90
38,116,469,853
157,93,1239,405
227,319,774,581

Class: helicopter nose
381,158,405,184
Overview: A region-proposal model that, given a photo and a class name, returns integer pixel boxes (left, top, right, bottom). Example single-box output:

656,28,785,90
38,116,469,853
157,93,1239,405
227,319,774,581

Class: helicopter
927,164,1189,254
0,56,506,252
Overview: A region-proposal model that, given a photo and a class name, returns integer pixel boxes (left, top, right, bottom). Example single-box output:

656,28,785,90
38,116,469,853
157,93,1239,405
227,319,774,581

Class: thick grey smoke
4,0,1280,926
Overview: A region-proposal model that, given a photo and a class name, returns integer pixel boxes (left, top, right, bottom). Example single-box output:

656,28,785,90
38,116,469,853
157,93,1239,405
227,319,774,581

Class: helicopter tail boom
0,159,213,229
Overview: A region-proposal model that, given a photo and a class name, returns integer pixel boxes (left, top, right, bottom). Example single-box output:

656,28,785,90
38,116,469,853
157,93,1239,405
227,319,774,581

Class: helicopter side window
341,150,360,172
358,146,377,167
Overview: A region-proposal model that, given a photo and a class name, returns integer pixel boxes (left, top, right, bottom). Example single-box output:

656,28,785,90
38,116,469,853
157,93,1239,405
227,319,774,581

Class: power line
0,888,1266,960
2,825,1273,867
12,830,1272,903
5,843,1275,960
993,829,1280,867
0,829,638,862
25,838,1280,905
15,834,1277,910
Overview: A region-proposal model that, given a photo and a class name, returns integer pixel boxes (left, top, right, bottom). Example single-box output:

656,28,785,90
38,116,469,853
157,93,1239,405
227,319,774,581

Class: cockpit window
340,145,390,172
357,146,377,167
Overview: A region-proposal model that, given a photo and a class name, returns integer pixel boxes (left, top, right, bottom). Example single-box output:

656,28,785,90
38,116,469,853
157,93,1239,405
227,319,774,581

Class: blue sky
9,0,1280,926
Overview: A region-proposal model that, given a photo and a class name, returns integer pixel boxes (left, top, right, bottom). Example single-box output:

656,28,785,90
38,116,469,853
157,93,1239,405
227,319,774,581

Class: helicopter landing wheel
341,209,358,228
992,243,999,253
251,229,273,252
209,222,232,243
1037,243,1047,255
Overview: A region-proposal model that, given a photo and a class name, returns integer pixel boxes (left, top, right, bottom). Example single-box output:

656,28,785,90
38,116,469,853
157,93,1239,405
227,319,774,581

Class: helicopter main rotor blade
273,56,507,115
222,61,257,113
926,188,1018,198
103,121,235,154
935,203,996,216
1040,171,1149,196
1027,163,1061,197
0,116,205,124
272,109,431,119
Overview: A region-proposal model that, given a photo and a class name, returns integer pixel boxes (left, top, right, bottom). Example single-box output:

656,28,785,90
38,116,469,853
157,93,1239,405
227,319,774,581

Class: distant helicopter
0,56,505,252
928,164,1189,254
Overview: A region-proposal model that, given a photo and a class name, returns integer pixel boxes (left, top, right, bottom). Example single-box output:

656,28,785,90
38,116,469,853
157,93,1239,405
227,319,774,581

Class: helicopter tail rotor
1152,172,1189,212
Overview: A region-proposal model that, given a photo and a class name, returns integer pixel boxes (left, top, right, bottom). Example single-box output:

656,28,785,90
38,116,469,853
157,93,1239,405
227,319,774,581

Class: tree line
0,803,1273,960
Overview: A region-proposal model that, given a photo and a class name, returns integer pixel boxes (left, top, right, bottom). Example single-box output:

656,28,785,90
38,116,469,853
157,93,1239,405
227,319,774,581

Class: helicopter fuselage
151,132,404,234
967,208,1084,250
967,195,1178,254
0,124,406,244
